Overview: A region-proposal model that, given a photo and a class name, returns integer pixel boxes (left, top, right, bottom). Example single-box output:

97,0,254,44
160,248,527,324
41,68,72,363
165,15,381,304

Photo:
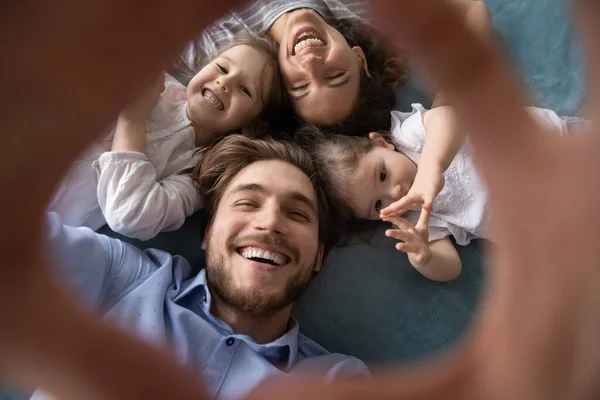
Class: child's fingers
396,241,423,255
415,208,431,232
386,229,410,243
382,215,417,234
381,195,420,217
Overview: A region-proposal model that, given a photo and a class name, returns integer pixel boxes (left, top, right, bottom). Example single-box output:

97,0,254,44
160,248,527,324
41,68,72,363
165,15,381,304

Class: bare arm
111,117,146,153
408,237,462,282
381,106,463,216
111,74,165,153
421,106,464,175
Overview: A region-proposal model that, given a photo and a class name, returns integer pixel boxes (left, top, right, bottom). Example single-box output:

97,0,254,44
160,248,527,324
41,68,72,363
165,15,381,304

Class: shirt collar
172,269,299,371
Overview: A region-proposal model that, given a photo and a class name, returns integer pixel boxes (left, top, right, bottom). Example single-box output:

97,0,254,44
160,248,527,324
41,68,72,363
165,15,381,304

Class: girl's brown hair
173,31,287,130
297,126,395,229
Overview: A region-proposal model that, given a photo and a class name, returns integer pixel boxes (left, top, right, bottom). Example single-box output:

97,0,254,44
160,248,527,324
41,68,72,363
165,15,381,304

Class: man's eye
375,200,382,212
240,85,251,97
235,201,257,209
289,210,309,221
380,168,387,182
216,63,227,73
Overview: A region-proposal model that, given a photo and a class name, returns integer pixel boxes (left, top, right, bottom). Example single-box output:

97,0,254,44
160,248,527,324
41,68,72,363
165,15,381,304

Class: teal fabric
397,0,583,115
0,0,583,398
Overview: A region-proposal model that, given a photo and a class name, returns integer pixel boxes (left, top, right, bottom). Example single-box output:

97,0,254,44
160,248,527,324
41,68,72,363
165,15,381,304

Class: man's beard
204,232,318,317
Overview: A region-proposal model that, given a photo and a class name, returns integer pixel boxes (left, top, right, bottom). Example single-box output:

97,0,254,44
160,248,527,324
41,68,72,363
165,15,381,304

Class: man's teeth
204,90,224,110
294,37,324,54
240,247,288,266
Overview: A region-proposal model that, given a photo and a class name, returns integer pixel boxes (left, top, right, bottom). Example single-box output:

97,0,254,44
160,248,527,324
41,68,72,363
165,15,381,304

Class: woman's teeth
203,89,224,110
294,35,325,55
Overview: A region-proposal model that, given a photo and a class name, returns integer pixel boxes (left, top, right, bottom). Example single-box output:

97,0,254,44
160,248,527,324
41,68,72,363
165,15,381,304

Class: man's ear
369,132,395,150
313,244,325,273
241,120,269,138
352,46,372,78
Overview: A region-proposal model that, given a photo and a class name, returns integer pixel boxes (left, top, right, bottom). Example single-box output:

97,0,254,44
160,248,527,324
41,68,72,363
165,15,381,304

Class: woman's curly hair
317,19,410,137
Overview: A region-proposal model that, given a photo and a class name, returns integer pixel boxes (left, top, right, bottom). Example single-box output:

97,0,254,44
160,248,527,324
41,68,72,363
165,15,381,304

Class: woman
178,0,407,136
178,0,490,136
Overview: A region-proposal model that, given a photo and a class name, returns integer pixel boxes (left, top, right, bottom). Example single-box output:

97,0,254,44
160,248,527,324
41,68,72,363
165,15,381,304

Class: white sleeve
95,151,203,241
390,105,429,163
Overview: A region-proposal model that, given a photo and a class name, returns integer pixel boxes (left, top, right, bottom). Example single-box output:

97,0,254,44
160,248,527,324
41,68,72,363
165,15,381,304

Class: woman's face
275,9,370,126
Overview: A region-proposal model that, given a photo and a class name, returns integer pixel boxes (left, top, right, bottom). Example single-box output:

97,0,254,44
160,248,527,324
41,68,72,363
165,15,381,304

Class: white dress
391,104,572,245
48,74,203,240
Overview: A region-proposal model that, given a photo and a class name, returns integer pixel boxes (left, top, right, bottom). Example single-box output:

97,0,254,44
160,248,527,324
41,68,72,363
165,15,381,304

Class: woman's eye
291,83,308,92
380,167,387,182
328,72,345,80
216,63,227,74
240,85,251,97
375,200,382,212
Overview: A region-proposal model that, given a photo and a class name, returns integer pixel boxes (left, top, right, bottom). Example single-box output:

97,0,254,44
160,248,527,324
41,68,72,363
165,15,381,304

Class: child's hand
380,166,445,218
120,74,165,123
382,211,431,264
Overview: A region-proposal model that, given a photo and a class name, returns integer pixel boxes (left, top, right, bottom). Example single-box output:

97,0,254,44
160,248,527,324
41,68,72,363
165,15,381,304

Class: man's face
203,159,323,316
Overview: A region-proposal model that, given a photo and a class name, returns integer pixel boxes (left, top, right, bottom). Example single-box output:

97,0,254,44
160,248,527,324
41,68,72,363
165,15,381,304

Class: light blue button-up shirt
32,214,367,400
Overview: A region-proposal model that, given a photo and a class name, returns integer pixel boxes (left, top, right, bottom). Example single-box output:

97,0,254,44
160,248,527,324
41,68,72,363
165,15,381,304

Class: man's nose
253,203,285,235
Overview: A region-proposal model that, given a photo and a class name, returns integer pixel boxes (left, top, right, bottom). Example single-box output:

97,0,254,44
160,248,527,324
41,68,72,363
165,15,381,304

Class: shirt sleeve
44,212,159,310
390,105,428,157
95,151,202,241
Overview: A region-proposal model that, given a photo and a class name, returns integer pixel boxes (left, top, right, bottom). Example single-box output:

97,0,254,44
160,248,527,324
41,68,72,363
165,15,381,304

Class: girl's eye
375,200,382,213
240,85,251,97
216,63,227,74
328,72,345,80
379,167,387,182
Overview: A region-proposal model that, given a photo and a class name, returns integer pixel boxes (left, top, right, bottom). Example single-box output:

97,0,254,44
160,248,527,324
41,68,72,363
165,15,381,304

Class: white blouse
48,74,203,240
391,103,568,245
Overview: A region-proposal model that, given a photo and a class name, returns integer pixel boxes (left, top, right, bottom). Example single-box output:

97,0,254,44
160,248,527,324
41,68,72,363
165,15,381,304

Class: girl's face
346,134,418,220
187,45,274,135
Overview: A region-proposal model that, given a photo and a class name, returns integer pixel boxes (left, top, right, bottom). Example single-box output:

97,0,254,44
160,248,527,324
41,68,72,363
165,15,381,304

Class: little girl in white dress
48,32,283,240
312,104,585,281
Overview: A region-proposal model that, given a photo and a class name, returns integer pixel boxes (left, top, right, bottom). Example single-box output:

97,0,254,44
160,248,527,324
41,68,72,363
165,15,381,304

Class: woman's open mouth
292,28,326,55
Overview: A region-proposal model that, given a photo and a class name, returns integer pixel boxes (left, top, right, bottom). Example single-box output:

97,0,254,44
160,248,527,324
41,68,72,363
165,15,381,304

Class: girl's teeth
204,90,224,110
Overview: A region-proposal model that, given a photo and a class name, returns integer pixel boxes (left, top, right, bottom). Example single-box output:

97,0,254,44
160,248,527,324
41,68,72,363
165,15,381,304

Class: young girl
48,32,284,240
312,104,586,282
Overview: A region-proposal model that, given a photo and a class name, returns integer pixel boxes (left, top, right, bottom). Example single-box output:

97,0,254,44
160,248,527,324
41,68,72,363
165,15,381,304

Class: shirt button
226,338,235,346
202,294,207,303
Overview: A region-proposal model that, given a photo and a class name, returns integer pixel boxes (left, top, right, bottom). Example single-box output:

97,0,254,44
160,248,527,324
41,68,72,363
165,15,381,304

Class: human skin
1,0,600,399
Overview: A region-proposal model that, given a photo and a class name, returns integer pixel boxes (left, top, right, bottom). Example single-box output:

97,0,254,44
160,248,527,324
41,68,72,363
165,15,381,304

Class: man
31,135,366,400
2,1,600,400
